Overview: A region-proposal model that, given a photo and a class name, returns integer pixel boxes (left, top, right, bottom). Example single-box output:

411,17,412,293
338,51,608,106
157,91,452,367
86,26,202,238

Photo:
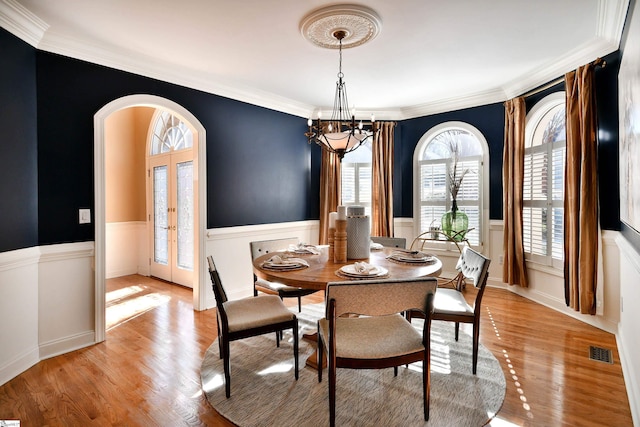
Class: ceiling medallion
300,4,382,49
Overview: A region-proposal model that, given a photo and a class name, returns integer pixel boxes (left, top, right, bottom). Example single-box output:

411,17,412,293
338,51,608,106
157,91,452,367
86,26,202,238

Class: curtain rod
520,59,606,99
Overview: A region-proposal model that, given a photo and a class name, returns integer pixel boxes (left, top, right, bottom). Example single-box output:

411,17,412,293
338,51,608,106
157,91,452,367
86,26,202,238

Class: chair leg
223,338,231,398
297,295,302,312
293,319,299,380
394,366,398,376
455,322,460,341
472,322,480,375
317,332,324,383
329,350,336,427
423,349,430,420
276,331,280,347
217,324,223,359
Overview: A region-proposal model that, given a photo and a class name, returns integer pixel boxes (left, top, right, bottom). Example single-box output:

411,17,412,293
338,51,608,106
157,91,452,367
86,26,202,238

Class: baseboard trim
0,346,39,387
39,331,96,361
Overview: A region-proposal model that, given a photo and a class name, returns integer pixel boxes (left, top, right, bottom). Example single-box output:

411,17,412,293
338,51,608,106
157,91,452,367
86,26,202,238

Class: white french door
149,149,194,287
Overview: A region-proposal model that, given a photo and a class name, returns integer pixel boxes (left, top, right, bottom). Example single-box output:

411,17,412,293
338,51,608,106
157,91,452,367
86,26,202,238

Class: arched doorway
94,95,207,343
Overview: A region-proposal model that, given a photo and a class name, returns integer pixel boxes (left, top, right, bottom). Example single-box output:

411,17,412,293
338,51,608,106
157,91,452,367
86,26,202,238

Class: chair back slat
325,277,437,318
249,237,300,260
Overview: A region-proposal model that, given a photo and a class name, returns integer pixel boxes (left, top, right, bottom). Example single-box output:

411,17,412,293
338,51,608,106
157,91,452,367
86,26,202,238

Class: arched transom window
150,111,193,155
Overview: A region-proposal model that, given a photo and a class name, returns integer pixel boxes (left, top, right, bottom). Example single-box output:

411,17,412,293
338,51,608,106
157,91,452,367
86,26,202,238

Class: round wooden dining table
252,246,442,369
252,246,442,291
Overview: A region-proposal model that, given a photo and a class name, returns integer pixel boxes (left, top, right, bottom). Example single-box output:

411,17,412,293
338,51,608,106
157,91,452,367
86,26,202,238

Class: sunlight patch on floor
430,329,452,374
202,373,224,393
107,290,171,330
488,416,523,426
106,285,146,303
258,362,294,376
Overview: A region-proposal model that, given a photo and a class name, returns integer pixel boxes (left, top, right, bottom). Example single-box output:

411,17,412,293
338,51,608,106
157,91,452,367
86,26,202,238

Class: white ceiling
0,0,629,119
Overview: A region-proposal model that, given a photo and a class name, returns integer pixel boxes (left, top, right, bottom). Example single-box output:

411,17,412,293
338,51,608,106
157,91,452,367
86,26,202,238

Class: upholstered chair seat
224,294,297,333
319,314,424,360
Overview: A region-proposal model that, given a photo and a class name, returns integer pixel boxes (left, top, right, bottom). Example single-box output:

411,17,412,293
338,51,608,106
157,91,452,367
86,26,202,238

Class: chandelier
301,5,382,160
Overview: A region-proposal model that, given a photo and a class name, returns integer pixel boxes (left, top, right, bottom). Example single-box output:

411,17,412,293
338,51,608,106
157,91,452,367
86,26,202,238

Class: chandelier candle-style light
301,5,382,160
305,30,376,159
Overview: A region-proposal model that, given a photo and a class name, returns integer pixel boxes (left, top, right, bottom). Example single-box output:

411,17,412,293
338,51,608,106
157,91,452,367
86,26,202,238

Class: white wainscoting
0,242,97,386
106,221,148,278
616,235,640,426
0,247,40,386
38,242,96,360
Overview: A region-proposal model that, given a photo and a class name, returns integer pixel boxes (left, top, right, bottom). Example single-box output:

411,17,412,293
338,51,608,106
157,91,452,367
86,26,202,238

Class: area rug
201,304,505,426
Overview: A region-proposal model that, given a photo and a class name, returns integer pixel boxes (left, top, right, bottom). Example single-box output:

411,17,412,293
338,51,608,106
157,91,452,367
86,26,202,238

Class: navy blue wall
0,26,628,252
0,29,38,252
395,50,622,232
35,51,316,245
396,103,506,220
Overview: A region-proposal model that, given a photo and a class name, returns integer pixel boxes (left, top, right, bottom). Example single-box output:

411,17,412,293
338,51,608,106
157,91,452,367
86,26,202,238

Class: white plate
339,264,388,277
262,262,306,270
389,251,434,262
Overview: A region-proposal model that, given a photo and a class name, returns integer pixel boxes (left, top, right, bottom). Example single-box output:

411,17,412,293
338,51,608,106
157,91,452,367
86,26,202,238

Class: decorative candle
329,212,337,229
337,205,347,220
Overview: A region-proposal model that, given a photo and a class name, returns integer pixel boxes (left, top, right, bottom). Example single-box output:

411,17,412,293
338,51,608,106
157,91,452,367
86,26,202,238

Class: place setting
260,254,309,271
386,249,437,265
287,242,322,255
335,261,388,279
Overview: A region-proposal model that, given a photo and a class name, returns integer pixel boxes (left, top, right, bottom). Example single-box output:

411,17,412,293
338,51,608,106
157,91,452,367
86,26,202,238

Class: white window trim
413,121,490,253
524,91,566,270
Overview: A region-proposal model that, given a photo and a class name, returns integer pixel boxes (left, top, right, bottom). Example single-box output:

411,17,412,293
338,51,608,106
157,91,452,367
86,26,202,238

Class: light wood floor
0,275,633,426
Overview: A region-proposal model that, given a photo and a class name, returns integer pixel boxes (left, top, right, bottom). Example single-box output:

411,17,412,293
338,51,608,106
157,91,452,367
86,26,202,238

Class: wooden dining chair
207,256,299,398
250,237,317,312
370,236,407,248
317,277,437,426
432,246,490,374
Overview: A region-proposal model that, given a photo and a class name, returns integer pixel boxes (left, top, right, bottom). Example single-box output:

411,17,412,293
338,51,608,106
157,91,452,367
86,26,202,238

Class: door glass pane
177,161,194,271
154,165,169,265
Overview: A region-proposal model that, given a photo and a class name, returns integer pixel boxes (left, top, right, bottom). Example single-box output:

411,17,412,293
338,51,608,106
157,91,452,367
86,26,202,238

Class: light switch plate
79,209,91,224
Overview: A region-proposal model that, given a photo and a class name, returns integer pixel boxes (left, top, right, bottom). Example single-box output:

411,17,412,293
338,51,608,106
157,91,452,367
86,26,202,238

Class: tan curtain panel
319,148,341,244
371,122,397,237
564,60,602,314
502,97,529,287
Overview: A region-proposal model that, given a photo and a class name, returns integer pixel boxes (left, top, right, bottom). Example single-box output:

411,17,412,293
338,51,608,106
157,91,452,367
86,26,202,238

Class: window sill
524,259,564,278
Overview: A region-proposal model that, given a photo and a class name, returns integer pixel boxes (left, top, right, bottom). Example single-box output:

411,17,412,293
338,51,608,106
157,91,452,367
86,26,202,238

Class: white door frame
93,95,208,343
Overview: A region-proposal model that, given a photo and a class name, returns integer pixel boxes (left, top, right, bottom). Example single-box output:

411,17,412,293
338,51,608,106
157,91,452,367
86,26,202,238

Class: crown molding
37,29,315,118
1,0,630,122
503,36,619,99
598,0,630,43
399,88,508,119
0,0,48,47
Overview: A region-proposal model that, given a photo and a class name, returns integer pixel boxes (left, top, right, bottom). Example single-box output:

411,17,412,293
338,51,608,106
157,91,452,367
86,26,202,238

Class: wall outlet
79,209,91,224
499,255,504,265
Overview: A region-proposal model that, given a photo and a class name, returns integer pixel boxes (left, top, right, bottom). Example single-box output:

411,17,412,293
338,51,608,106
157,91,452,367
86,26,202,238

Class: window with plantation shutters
341,140,372,216
414,123,488,250
523,93,565,268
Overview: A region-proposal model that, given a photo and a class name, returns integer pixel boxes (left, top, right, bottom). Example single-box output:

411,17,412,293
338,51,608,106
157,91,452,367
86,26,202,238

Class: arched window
414,122,488,249
150,111,193,155
524,92,565,268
